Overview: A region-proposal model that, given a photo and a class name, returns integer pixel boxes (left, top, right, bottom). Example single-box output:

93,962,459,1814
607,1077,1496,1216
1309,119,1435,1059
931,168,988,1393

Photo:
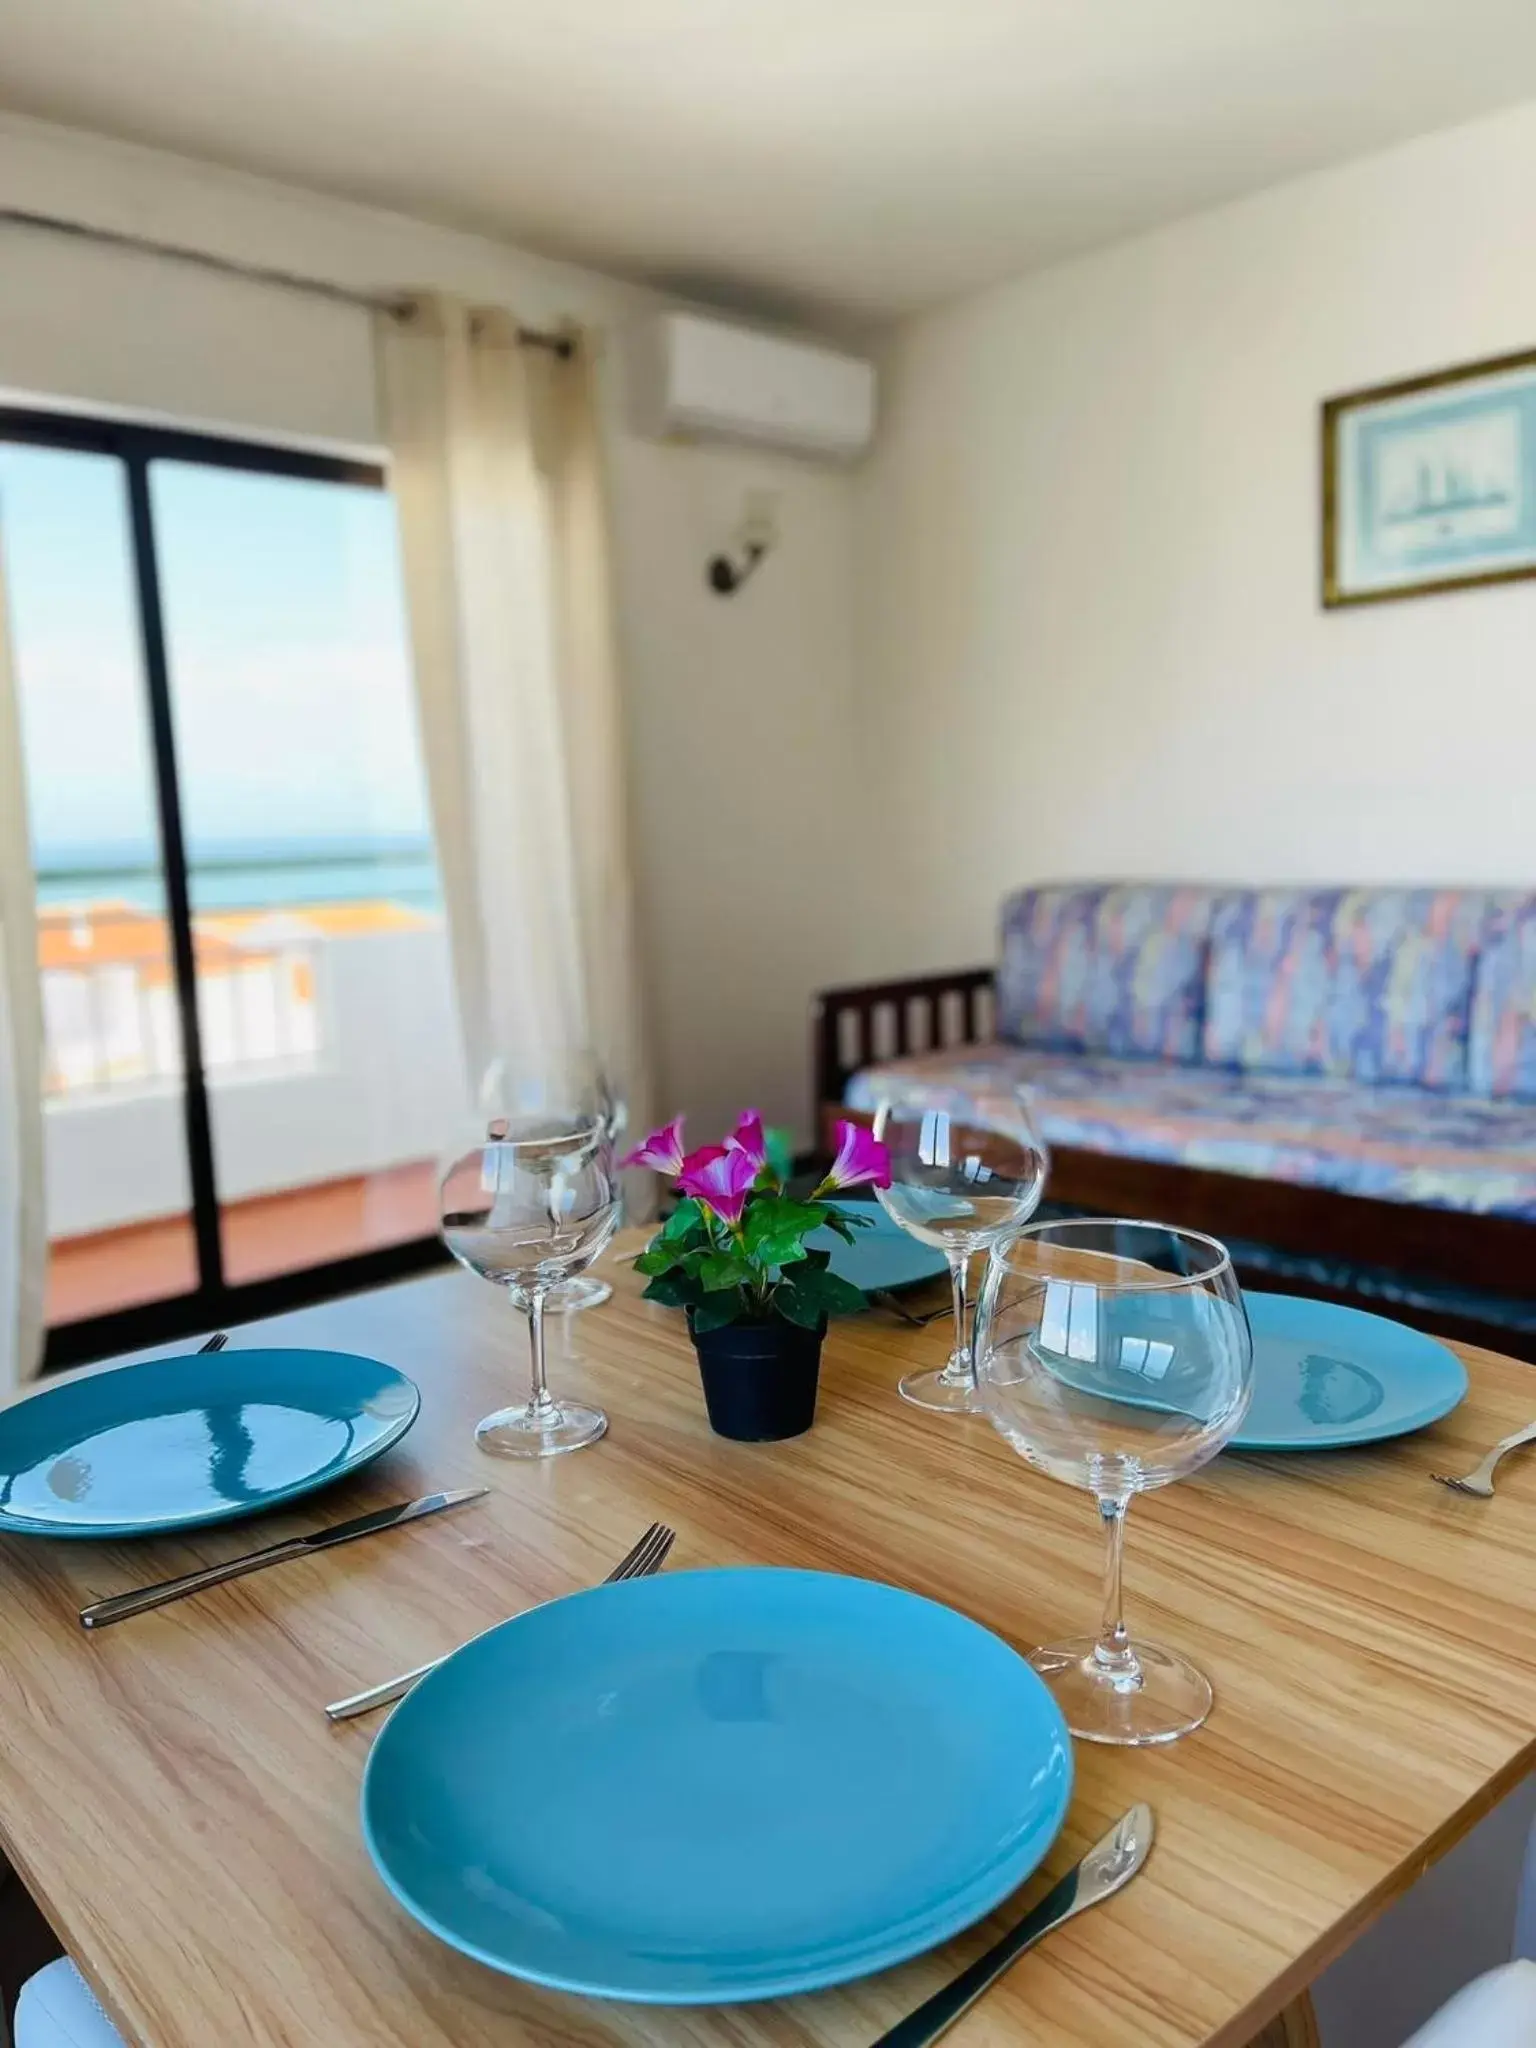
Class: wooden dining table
1,1246,1535,2047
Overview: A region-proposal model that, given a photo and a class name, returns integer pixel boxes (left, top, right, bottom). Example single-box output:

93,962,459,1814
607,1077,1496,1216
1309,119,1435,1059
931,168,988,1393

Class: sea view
34,837,443,915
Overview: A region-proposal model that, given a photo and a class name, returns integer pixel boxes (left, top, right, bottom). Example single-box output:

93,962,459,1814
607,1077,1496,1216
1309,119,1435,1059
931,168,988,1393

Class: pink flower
679,1144,758,1226
725,1110,767,1175
815,1120,892,1195
620,1115,686,1175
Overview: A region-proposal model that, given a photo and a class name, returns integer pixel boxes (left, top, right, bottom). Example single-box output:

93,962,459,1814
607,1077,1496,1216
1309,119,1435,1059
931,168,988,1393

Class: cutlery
869,1804,1155,2048
79,1488,488,1631
198,1332,229,1353
1432,1419,1536,1497
325,1519,676,1722
874,1290,952,1329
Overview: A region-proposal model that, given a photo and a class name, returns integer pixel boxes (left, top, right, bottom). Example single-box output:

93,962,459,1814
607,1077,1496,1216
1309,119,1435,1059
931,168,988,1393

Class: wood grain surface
0,1247,1533,2047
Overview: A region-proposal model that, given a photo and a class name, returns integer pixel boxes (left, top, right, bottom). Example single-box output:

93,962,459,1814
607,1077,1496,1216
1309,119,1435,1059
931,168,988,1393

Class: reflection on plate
1232,1294,1465,1451
1293,1353,1385,1428
1012,1292,1463,1453
0,1349,420,1537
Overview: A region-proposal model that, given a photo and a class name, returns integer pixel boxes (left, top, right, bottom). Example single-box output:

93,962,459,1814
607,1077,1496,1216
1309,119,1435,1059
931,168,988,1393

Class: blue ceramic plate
1231,1293,1468,1451
0,1349,420,1537
362,1567,1073,2004
809,1202,948,1300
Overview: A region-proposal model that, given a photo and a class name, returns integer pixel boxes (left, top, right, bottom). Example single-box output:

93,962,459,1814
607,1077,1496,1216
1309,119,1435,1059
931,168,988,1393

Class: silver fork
1432,1421,1536,1498
324,1520,676,1721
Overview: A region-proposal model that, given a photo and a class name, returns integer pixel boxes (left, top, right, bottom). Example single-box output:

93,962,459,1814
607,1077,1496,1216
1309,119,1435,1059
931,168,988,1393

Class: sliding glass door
0,411,466,1364
2,439,198,1327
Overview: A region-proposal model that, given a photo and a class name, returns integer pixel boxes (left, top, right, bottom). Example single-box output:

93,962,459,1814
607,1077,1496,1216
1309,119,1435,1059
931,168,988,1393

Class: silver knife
78,1488,489,1631
870,1804,1155,2048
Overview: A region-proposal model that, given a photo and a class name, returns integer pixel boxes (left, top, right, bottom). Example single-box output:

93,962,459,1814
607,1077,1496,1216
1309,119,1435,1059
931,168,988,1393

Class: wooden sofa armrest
812,966,994,1122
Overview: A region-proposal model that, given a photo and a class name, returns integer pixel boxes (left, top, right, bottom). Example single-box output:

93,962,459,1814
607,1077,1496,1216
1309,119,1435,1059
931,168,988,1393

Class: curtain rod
0,207,575,357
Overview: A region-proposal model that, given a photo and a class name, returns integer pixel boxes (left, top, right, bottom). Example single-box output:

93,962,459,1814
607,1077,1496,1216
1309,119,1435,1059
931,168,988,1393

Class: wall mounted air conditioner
629,310,876,462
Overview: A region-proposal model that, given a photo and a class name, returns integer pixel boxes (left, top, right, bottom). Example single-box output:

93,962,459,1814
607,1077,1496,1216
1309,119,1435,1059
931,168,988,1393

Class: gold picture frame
1322,344,1536,608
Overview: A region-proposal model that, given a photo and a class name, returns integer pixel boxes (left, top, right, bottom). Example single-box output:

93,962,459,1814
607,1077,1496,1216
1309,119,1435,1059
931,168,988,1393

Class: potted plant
621,1112,892,1441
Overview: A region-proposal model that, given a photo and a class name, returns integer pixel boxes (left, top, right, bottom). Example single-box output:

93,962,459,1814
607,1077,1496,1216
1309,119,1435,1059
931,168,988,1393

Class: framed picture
1322,346,1536,607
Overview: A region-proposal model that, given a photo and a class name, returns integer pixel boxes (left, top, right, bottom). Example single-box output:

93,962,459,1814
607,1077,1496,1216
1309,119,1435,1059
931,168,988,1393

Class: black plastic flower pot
686,1311,827,1442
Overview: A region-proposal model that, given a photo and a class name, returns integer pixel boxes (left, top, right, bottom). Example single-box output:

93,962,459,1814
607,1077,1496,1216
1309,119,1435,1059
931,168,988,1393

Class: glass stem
947,1251,973,1387
1093,1497,1141,1686
522,1284,555,1419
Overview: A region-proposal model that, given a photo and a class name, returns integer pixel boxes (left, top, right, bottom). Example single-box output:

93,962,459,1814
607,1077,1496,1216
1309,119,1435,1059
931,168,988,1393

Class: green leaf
775,1283,825,1330
785,1263,868,1317
820,1212,858,1245
634,1247,680,1276
743,1197,829,1269
700,1252,753,1293
660,1197,705,1243
800,1246,832,1270
758,1239,810,1274
744,1197,826,1247
813,1270,870,1316
691,1290,746,1334
642,1272,701,1309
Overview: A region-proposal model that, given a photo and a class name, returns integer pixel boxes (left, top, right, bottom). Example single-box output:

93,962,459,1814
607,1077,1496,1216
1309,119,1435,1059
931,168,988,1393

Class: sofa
816,883,1536,1338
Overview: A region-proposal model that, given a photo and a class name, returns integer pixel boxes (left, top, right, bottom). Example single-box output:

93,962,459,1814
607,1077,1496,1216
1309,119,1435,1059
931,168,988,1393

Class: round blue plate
362,1567,1073,2004
809,1202,948,1300
1232,1293,1468,1451
0,1349,420,1537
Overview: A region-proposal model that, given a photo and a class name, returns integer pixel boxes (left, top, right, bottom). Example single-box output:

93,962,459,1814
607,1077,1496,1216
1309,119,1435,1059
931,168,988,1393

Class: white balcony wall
43,926,466,1239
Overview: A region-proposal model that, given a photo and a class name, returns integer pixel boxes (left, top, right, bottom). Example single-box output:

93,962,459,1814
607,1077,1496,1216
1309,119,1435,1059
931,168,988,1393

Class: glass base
544,1275,613,1313
898,1351,980,1415
1028,1634,1212,1746
475,1396,608,1459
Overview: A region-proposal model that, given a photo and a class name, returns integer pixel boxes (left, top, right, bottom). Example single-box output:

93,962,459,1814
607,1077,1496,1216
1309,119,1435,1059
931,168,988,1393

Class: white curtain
375,297,652,1141
0,529,45,1392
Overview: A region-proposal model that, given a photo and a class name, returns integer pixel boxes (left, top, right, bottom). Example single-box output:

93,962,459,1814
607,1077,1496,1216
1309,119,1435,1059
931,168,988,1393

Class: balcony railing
39,904,322,1100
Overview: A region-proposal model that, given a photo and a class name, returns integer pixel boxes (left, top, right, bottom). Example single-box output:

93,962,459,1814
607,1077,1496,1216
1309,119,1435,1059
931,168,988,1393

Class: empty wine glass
548,1069,627,1314
973,1220,1253,1745
872,1084,1048,1414
479,1052,622,1316
440,1117,618,1457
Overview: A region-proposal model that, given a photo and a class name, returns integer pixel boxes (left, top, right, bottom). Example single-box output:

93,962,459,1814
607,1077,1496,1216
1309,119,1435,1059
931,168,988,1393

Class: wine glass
972,1219,1253,1745
871,1084,1048,1414
440,1117,619,1457
480,1052,623,1316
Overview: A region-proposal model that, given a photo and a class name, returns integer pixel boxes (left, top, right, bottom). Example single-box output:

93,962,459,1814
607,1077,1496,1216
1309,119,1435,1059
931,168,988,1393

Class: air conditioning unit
629,310,876,462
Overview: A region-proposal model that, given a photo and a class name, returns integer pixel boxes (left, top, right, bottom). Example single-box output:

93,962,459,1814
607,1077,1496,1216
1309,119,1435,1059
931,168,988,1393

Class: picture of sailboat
1325,349,1536,602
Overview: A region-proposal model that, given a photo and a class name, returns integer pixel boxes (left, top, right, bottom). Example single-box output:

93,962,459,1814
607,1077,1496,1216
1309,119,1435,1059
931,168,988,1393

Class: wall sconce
706,491,779,597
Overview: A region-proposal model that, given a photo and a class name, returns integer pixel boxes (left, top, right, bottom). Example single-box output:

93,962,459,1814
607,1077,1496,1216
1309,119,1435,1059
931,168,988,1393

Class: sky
0,441,435,867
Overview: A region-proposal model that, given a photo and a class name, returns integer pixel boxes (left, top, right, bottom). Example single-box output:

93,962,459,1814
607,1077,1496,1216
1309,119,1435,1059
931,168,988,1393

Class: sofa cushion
846,1045,1536,1219
1203,887,1490,1091
996,884,1220,1063
1469,897,1536,1100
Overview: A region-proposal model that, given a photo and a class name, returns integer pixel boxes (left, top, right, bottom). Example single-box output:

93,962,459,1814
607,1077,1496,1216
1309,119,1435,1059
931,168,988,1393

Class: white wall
0,112,863,1148
854,98,1536,981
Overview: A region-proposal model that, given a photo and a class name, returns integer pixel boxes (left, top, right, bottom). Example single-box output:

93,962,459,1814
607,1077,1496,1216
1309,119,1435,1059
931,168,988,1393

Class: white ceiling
3,0,1536,324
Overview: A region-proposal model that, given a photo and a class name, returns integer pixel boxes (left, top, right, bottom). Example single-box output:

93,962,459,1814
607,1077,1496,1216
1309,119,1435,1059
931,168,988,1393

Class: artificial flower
815,1119,892,1195
725,1109,767,1174
679,1144,759,1226
620,1115,687,1175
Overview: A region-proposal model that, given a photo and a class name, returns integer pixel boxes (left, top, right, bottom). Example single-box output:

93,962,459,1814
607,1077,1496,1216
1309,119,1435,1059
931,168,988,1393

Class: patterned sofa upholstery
845,883,1536,1221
